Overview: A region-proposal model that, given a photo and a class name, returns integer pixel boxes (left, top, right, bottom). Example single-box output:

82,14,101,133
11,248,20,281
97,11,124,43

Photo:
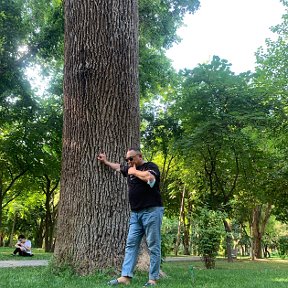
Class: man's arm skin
128,165,155,183
22,242,31,251
97,154,156,187
97,153,120,171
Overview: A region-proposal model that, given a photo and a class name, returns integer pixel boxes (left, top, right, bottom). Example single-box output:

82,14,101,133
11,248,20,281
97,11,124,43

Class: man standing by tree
98,148,164,286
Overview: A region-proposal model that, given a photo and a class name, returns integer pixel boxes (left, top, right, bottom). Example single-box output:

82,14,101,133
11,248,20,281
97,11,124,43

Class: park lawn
0,251,288,288
0,247,53,260
165,259,288,288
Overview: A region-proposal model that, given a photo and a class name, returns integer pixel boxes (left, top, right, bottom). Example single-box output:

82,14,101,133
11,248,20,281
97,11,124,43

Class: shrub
161,216,178,257
278,236,288,258
193,208,226,269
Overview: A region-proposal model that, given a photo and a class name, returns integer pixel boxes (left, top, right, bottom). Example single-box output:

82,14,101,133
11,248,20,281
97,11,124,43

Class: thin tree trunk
42,175,59,252
44,177,52,252
223,219,233,262
54,0,139,275
0,202,3,246
182,210,190,255
0,178,5,246
260,203,272,238
174,185,185,255
250,221,255,260
34,217,44,248
9,213,17,247
44,195,53,252
252,206,262,258
182,199,192,255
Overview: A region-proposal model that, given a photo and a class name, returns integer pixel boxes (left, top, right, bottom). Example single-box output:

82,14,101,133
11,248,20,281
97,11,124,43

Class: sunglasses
125,155,137,162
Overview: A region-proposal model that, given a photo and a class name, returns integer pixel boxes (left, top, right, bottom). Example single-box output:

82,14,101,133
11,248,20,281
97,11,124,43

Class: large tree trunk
251,204,272,259
54,0,139,275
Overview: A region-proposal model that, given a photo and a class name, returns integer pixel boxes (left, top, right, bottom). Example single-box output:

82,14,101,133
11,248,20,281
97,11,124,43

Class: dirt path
0,256,200,268
165,256,201,262
0,260,49,268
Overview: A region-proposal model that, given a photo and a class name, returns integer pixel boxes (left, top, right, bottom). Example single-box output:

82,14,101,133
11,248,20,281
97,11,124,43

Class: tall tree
0,0,37,244
255,0,288,223
175,56,268,260
54,0,140,274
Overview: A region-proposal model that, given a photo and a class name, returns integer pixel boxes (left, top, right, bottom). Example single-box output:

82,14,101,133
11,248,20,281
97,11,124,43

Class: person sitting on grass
12,234,33,257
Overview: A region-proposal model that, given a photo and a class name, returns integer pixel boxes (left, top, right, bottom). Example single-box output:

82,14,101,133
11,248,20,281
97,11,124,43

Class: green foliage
23,0,64,61
139,47,177,100
254,3,288,222
192,207,226,269
278,236,288,258
4,191,47,246
0,1,62,240
141,103,182,160
141,103,185,217
161,216,178,256
256,0,288,98
138,0,200,99
0,0,35,120
173,56,269,213
139,0,200,49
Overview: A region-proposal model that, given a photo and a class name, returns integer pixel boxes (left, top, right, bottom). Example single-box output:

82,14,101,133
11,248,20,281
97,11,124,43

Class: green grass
0,247,52,260
165,259,288,288
0,248,288,288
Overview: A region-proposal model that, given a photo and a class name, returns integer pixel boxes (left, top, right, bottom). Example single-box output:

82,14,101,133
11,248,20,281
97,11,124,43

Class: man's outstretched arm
97,153,121,172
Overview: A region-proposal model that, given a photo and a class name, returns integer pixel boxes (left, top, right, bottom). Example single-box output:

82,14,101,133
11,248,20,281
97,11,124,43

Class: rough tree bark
54,0,139,274
250,204,272,259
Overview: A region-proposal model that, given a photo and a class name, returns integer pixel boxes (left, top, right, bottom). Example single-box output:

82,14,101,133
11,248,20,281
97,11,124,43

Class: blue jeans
121,206,164,280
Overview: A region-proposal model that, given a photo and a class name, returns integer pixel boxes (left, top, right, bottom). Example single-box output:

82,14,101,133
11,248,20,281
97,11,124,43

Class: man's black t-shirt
120,162,163,211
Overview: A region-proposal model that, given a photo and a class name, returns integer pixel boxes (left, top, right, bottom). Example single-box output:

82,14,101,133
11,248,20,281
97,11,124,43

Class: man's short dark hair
128,147,141,154
18,234,25,240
